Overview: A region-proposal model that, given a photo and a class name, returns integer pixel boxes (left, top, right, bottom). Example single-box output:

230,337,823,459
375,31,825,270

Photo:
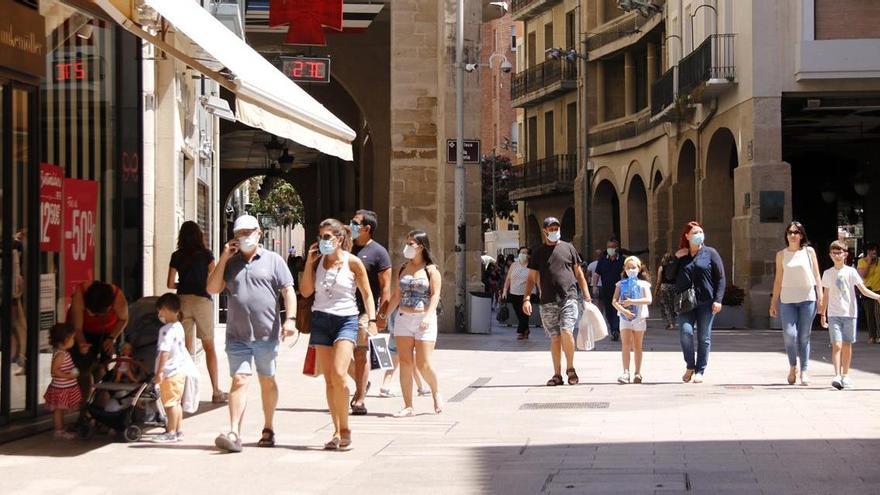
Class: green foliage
249,176,304,228
481,154,517,226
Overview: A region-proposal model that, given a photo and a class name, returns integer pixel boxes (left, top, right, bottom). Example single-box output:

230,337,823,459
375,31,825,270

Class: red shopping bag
302,345,322,377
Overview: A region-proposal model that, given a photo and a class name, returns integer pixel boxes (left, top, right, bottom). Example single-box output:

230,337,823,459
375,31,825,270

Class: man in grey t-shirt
207,215,298,452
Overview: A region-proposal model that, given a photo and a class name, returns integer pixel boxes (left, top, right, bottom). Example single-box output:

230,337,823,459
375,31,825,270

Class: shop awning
93,0,355,161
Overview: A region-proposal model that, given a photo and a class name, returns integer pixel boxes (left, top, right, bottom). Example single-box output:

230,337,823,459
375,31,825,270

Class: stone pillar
390,0,482,332
624,50,636,116
646,42,658,109
596,0,605,26
595,60,606,124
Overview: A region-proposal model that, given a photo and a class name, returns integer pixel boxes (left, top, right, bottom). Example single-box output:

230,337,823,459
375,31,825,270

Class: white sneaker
693,373,704,384
800,371,810,386
831,375,843,390
841,375,853,389
617,371,631,384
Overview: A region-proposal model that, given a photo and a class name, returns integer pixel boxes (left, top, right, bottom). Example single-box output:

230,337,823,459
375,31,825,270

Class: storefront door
0,80,40,425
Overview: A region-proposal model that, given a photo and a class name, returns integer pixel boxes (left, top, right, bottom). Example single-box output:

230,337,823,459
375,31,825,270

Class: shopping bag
368,335,395,371
182,375,200,414
577,301,608,351
302,345,322,377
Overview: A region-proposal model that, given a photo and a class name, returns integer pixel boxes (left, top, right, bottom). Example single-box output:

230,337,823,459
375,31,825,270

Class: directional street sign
446,139,481,164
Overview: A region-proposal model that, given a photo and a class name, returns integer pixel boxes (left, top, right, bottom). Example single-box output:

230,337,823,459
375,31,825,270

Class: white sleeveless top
313,252,359,316
508,262,530,296
780,248,816,303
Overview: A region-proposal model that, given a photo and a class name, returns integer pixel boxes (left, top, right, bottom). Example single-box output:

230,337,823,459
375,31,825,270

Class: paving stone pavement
2,315,880,495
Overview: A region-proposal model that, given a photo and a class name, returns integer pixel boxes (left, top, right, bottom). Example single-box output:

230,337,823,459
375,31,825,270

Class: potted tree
714,285,747,329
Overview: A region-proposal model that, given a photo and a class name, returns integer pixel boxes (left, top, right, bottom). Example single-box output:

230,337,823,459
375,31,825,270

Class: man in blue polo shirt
207,215,298,452
593,237,624,341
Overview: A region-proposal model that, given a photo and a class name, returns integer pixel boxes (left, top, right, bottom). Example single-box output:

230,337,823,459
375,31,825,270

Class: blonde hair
622,255,649,281
623,255,642,269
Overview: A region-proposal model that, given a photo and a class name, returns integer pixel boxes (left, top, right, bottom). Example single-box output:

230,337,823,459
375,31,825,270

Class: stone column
646,42,658,109
596,0,605,26
595,60,606,124
624,50,636,116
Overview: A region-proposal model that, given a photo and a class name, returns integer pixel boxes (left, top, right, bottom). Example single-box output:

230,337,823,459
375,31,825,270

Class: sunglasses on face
786,230,801,235
318,234,337,241
351,221,362,227
831,250,846,256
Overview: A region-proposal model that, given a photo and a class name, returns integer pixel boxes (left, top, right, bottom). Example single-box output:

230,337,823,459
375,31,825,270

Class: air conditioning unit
211,0,245,39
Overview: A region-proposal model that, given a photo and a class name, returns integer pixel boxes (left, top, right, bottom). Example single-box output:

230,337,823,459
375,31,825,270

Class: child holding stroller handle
44,323,82,440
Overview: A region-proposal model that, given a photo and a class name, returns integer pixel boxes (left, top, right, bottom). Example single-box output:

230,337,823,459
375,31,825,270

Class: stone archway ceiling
782,96,880,147
246,0,387,40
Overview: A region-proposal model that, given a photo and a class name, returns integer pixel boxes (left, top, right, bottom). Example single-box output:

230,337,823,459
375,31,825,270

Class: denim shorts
309,311,359,347
828,316,857,343
226,339,279,377
540,298,579,337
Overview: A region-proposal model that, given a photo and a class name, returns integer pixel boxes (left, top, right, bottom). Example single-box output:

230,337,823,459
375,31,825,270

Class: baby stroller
77,297,167,442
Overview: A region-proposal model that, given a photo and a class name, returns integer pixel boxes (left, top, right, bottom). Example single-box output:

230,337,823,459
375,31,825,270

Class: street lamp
264,135,286,163
690,3,718,52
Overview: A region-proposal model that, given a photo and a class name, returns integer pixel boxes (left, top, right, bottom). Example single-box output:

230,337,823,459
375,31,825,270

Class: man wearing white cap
207,215,298,452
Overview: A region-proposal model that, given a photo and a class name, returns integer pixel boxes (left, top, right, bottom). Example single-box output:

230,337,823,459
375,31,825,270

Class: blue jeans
779,300,815,371
677,303,715,373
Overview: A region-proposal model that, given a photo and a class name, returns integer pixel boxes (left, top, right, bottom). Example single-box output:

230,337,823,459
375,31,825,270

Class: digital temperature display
280,57,331,84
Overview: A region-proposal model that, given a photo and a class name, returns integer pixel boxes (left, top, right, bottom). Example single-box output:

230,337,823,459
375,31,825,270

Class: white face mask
239,232,259,253
403,244,418,259
547,230,561,242
158,315,167,324
518,253,528,264
626,268,639,279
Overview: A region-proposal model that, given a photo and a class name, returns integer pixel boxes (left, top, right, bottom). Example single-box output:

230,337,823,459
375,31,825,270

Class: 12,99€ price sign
63,179,98,305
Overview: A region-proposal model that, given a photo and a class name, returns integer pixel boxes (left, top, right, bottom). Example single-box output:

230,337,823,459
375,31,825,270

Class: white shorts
619,317,647,332
393,312,438,342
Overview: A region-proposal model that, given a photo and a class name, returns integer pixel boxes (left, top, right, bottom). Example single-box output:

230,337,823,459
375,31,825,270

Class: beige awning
92,0,355,161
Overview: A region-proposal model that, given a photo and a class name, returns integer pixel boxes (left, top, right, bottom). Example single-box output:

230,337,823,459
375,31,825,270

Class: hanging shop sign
63,178,98,305
40,163,64,252
0,0,46,78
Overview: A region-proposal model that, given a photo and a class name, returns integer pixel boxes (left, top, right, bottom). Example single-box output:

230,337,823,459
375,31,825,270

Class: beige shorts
180,295,214,344
160,373,185,407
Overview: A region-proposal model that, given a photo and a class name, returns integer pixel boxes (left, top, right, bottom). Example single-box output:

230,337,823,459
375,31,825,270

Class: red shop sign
39,163,64,252
63,179,98,305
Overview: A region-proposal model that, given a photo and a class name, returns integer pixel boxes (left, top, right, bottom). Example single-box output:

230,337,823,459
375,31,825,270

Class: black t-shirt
528,241,582,304
170,249,214,299
353,240,392,313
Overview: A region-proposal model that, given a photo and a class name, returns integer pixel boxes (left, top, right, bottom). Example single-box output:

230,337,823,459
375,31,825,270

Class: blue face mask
547,231,561,242
350,223,361,240
319,239,336,255
691,233,705,246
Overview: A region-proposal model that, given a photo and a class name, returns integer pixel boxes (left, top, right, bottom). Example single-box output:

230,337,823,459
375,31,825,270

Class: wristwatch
369,319,377,323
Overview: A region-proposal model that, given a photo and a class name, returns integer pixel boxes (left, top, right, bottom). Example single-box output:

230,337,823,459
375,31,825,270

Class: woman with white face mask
381,230,443,417
674,221,726,384
300,219,377,451
611,256,653,384
502,247,534,340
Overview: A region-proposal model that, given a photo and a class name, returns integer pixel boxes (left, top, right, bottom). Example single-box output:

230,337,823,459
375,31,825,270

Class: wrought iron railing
509,154,578,191
511,58,577,100
651,66,676,116
586,11,659,52
589,114,657,148
679,33,735,96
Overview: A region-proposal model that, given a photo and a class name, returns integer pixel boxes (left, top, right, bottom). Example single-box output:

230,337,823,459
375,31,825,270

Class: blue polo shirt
223,247,293,342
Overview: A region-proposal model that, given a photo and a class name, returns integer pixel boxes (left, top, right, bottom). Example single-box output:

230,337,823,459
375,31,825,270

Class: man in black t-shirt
523,217,592,386
349,210,392,415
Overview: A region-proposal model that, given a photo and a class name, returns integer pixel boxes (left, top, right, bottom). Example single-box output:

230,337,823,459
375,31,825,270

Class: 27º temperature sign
63,179,98,305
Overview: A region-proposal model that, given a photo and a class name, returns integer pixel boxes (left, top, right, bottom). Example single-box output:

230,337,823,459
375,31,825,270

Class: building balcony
650,66,679,121
509,0,563,21
678,33,736,102
589,109,656,149
511,58,577,108
508,154,577,201
586,10,663,60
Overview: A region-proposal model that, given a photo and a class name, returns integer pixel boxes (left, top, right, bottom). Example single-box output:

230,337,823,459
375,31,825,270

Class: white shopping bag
576,301,608,351
180,350,200,414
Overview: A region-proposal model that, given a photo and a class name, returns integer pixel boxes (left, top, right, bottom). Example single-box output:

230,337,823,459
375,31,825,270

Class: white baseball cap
233,215,259,232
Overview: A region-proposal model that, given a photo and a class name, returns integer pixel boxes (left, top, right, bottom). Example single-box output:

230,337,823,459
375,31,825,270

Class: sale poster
63,179,98,306
39,163,64,252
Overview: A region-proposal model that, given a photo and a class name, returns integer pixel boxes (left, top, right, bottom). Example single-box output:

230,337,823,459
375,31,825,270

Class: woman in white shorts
612,256,653,385
381,230,443,417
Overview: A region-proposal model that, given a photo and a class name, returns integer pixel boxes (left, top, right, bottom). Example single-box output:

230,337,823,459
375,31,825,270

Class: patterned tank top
51,350,77,389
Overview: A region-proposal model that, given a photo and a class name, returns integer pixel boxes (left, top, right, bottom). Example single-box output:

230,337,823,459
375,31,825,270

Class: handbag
302,345,321,377
295,256,322,334
496,303,510,322
675,287,697,314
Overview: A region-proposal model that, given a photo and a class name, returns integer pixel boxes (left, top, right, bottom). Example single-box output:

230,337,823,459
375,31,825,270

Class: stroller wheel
77,421,95,440
123,425,142,443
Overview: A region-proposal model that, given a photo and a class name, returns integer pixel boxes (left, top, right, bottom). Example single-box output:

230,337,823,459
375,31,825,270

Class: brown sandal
546,374,564,386
566,368,579,385
257,428,275,447
339,429,352,451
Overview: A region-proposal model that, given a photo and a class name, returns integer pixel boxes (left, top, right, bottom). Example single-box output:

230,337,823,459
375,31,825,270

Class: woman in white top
769,221,823,385
502,247,533,340
301,218,376,451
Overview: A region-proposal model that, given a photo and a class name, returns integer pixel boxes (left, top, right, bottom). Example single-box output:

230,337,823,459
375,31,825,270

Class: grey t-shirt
223,248,294,342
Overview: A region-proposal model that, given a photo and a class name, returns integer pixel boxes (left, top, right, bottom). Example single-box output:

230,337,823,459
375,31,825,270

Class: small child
612,256,653,384
819,240,880,389
113,343,138,383
44,323,83,439
153,293,187,443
